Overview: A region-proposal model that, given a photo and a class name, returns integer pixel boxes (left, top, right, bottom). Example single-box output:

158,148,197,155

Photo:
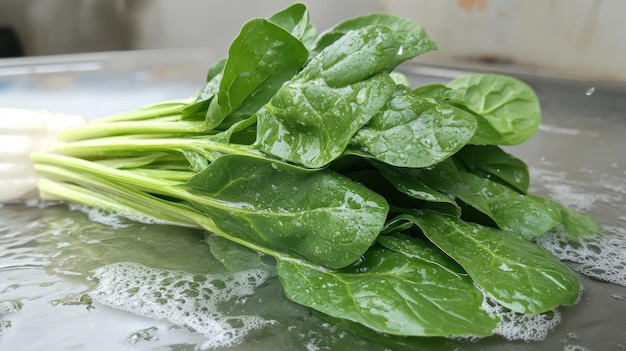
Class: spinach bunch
33,3,598,341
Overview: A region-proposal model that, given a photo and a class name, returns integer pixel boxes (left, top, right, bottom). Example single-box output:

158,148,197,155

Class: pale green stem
33,153,284,259
93,99,192,123
51,136,264,162
57,120,211,142
35,165,197,227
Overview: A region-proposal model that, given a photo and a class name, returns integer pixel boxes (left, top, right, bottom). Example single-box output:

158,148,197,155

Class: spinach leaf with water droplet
312,13,437,67
410,211,580,314
277,238,498,337
183,3,314,123
205,18,309,129
185,154,388,269
267,2,316,45
412,158,560,238
350,88,476,168
446,74,541,145
255,25,398,168
454,145,530,194
373,162,461,217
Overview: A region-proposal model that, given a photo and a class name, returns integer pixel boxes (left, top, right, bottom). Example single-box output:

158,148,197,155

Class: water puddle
0,203,369,350
1,122,626,350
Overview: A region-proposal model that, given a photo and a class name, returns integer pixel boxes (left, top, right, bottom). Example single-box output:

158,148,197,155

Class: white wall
378,0,626,81
1,0,625,81
127,0,378,57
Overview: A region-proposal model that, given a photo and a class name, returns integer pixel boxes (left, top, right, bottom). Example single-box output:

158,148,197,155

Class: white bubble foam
478,287,565,342
537,226,626,287
0,300,21,337
0,301,21,315
67,204,174,229
0,320,10,337
529,167,622,212
91,262,272,349
68,204,132,229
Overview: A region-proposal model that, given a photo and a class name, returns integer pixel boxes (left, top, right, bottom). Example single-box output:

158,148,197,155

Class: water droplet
585,87,595,96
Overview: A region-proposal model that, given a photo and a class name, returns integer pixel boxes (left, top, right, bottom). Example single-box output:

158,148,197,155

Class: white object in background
0,108,86,202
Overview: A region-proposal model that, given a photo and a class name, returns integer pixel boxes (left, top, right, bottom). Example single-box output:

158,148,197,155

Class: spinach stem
51,136,264,162
57,120,212,142
32,152,297,260
93,99,191,123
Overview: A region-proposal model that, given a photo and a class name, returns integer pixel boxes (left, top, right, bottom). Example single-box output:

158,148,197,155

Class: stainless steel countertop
1,49,625,350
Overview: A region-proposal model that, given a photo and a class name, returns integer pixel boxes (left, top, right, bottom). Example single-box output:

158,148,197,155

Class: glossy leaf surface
374,163,461,217
412,211,580,314
447,74,541,145
351,89,476,167
414,159,560,238
256,26,398,167
185,154,388,269
206,18,308,129
312,13,436,67
454,145,530,194
267,3,312,41
277,240,498,337
530,195,600,239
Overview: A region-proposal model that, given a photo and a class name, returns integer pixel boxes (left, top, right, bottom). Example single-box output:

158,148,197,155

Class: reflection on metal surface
0,62,103,76
0,52,625,350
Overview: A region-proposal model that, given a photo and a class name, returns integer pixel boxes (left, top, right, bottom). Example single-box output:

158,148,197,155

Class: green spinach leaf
412,83,451,99
351,88,476,168
373,163,461,217
454,145,530,194
411,211,580,314
377,232,465,275
182,59,226,120
414,159,560,238
185,154,388,269
205,18,308,129
277,241,498,337
207,234,271,273
267,2,314,42
412,82,512,145
312,13,436,67
255,25,398,168
530,195,599,239
446,74,541,145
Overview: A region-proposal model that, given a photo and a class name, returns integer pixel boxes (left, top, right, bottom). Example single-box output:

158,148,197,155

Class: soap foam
529,167,622,212
68,204,132,229
478,289,563,342
91,262,272,349
537,226,626,287
563,345,590,351
528,166,626,287
0,300,21,337
68,204,174,229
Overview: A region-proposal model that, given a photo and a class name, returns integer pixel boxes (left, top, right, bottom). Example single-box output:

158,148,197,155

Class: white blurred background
0,0,624,81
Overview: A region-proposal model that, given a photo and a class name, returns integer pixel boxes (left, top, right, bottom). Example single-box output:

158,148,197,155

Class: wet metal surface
1,51,625,350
